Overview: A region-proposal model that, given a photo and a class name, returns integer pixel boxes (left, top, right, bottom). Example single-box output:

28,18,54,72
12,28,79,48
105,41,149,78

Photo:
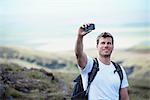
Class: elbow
74,49,82,59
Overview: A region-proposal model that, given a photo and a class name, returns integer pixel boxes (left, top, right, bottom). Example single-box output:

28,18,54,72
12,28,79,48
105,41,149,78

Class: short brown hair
96,32,114,45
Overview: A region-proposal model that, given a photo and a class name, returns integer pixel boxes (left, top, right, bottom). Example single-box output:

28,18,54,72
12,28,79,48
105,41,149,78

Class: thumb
83,30,92,36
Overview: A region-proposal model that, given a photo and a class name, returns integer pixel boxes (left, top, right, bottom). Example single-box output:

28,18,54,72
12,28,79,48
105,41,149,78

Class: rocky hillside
0,45,149,100
126,41,150,53
0,46,74,69
0,62,70,100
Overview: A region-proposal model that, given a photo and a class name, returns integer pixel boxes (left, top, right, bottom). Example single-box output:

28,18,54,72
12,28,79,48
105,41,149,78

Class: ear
96,44,98,49
112,45,114,50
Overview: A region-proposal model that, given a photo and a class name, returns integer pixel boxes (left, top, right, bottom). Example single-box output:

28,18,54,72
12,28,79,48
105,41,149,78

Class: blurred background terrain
0,44,149,99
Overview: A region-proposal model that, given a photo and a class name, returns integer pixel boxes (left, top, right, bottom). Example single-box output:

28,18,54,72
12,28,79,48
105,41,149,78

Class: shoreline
0,36,149,53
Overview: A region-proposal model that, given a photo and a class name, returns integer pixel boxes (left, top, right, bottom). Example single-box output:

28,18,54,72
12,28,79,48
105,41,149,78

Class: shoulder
78,56,94,74
111,61,129,88
111,61,125,72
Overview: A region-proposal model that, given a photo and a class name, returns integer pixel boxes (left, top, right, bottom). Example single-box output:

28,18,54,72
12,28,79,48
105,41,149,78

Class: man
74,23,129,100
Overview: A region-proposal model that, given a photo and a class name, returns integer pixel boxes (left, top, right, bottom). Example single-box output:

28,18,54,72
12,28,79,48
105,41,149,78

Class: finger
86,30,92,33
80,24,85,29
86,23,91,26
83,30,92,35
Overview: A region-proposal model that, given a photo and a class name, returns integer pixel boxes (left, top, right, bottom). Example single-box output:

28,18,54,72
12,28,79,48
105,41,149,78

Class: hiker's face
96,37,113,57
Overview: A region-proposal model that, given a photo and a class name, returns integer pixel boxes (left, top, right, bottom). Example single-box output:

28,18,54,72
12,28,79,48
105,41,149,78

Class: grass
0,61,68,99
128,78,150,100
5,87,25,98
27,70,45,79
112,49,150,80
0,45,150,100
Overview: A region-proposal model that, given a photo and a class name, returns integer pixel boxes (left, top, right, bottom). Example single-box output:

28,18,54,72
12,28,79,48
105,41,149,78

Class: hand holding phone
84,24,95,32
78,23,95,37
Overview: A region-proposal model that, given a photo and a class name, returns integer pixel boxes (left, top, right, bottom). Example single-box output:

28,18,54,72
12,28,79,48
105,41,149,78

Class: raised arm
74,24,92,69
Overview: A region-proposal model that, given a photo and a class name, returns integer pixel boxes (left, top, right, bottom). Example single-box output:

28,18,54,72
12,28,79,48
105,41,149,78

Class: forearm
75,35,87,69
75,23,92,68
121,97,129,100
75,35,84,58
120,88,129,100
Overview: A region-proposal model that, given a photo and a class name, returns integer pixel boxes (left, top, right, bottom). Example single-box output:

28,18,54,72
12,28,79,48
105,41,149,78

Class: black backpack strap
73,74,82,82
111,61,123,100
72,74,84,98
85,58,99,95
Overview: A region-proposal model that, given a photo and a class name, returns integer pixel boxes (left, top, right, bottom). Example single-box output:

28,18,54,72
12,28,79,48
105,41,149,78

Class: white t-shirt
78,56,129,100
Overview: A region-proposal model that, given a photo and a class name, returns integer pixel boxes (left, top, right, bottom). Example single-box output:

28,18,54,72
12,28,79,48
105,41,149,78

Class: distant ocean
0,0,149,52
0,26,149,52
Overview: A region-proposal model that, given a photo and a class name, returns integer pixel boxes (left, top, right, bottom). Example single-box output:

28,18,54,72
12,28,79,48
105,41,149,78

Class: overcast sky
0,0,149,28
0,0,149,51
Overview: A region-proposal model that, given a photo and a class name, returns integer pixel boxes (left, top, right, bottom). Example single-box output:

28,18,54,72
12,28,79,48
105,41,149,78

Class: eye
107,42,112,45
101,42,105,44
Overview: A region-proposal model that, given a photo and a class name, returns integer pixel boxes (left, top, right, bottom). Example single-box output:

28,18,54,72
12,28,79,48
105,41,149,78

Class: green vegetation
0,45,150,100
0,62,69,99
128,41,150,52
27,70,45,79
5,87,25,98
128,78,150,100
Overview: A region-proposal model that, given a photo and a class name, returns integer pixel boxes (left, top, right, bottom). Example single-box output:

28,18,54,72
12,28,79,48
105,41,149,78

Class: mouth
103,49,111,53
103,49,109,51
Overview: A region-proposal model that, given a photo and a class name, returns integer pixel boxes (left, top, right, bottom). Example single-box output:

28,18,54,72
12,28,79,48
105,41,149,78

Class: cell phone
84,24,95,32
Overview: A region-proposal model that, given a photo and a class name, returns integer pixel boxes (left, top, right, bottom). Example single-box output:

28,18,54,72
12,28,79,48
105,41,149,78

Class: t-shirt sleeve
78,56,93,74
121,66,129,88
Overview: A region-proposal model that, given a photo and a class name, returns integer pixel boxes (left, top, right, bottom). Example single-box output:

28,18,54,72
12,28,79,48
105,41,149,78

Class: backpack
111,61,123,100
71,58,123,100
71,58,99,100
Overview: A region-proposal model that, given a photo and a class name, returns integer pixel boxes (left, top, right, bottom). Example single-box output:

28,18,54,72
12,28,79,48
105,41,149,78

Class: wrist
77,34,84,39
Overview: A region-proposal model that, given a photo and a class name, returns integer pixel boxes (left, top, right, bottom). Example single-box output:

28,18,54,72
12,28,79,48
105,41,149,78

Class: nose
104,43,109,48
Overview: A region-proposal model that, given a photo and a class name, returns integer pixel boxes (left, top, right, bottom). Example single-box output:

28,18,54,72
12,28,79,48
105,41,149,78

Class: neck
98,56,111,65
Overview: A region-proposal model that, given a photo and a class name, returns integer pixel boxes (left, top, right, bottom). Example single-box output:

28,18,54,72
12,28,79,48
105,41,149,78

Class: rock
0,47,68,69
124,66,135,76
0,84,6,98
39,69,55,80
116,60,124,64
0,47,18,59
0,62,69,99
